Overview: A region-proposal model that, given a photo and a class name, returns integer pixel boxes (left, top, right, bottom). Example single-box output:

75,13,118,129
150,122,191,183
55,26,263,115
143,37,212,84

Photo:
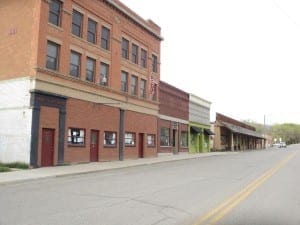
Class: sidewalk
0,152,233,185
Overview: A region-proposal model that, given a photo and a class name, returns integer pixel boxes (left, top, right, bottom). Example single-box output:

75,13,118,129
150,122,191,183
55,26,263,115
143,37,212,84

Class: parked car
279,142,286,148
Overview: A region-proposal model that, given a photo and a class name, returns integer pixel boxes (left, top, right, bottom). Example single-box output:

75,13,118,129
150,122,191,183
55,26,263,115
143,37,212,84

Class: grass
0,162,29,172
0,166,11,172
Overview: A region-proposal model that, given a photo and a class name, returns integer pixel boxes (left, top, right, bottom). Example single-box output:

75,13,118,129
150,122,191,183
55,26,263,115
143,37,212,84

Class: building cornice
104,0,163,41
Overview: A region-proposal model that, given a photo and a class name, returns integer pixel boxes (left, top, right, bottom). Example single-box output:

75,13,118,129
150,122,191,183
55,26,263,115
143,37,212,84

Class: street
1,146,300,225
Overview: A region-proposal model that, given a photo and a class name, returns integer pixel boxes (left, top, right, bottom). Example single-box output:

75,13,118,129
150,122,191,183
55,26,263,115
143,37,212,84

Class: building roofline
104,0,164,41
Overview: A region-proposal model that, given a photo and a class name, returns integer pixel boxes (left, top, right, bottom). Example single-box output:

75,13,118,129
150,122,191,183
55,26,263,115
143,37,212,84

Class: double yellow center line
192,152,297,225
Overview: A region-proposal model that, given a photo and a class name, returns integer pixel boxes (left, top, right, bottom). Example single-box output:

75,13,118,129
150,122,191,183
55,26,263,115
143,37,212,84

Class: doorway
172,130,178,154
41,128,55,167
90,130,99,162
138,133,144,158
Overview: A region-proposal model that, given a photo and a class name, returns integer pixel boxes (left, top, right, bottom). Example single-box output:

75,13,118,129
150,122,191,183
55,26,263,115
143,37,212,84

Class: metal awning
204,128,214,135
221,121,264,138
190,126,202,134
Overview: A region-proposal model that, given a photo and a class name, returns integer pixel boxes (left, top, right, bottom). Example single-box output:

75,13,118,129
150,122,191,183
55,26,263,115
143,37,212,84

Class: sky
123,0,300,125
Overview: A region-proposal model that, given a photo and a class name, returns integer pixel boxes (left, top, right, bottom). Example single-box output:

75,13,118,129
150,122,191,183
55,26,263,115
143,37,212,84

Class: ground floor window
125,132,136,146
68,128,85,145
104,131,117,146
181,131,188,147
160,127,170,146
147,134,156,147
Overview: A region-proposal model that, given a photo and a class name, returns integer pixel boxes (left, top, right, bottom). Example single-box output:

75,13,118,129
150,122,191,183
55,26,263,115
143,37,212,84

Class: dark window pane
70,51,81,77
100,62,109,86
72,10,83,37
49,0,61,26
86,57,95,82
46,41,59,71
101,26,110,50
122,38,129,59
87,19,97,44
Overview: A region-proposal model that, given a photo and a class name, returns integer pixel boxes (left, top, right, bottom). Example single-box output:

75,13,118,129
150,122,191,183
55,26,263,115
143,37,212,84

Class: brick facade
0,0,162,166
158,81,189,153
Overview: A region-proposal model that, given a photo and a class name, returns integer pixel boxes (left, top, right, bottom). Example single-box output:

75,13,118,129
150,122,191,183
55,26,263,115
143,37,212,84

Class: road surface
1,145,299,225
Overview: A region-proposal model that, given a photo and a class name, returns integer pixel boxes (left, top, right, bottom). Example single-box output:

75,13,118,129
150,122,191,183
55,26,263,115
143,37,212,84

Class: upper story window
141,49,147,68
87,18,97,44
46,41,60,71
152,54,158,73
131,75,138,96
100,62,109,86
72,10,83,37
140,79,146,98
70,50,81,77
101,26,110,50
86,57,95,82
49,0,62,26
122,38,129,59
151,82,157,101
121,71,128,92
132,44,138,64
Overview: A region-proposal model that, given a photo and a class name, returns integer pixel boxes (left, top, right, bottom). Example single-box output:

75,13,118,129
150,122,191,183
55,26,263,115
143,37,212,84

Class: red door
90,130,99,162
41,128,55,167
138,133,144,158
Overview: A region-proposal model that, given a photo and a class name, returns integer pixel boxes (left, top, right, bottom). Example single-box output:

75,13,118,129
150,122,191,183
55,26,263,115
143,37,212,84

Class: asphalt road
0,145,299,225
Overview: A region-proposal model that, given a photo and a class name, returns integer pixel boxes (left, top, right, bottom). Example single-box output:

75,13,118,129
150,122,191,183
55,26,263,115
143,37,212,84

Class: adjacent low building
189,94,214,153
158,81,189,154
212,113,265,151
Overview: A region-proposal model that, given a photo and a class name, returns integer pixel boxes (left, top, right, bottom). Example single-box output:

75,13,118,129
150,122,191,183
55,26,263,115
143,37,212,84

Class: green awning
204,129,214,135
190,126,202,134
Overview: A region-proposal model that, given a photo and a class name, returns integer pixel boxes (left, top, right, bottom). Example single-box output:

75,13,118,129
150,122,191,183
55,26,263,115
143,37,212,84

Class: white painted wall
0,78,34,163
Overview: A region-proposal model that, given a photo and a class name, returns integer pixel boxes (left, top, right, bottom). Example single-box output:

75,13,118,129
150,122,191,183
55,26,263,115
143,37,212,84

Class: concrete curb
0,152,235,185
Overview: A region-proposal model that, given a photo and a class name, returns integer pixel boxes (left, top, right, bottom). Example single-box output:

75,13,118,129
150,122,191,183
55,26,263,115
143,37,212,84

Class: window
121,71,128,92
101,26,110,50
125,132,136,146
181,131,188,147
49,0,62,26
46,41,60,71
68,128,85,145
100,62,109,86
152,54,158,73
132,44,138,64
131,75,138,95
104,131,117,146
151,83,157,101
70,51,81,77
87,18,97,44
160,127,170,146
72,10,83,37
86,57,95,82
141,49,147,68
147,134,156,147
122,38,129,59
140,79,146,98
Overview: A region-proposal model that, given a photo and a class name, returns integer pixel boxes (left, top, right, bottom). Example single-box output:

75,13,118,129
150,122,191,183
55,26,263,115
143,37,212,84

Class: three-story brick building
0,0,162,167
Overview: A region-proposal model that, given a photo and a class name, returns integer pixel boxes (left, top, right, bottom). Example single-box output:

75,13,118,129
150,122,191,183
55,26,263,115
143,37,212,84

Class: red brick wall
36,0,161,97
0,0,40,80
159,81,189,120
64,98,157,163
124,110,158,159
158,119,189,153
64,98,120,163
